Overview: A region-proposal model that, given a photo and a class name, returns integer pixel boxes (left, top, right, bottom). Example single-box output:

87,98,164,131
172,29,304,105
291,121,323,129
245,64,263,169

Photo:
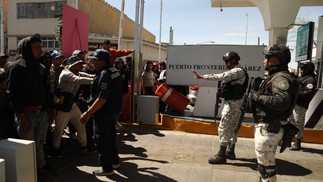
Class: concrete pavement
45,126,323,182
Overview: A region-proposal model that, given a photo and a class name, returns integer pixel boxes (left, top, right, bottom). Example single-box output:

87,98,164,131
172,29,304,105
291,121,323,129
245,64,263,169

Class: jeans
18,111,48,169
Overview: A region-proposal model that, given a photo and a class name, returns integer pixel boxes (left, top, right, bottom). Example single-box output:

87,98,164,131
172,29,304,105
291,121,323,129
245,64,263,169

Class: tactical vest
254,71,299,120
220,68,249,100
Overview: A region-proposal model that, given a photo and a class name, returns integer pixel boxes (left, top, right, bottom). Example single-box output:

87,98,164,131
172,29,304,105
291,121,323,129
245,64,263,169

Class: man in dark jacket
6,34,52,175
80,49,123,176
247,44,299,181
290,62,317,151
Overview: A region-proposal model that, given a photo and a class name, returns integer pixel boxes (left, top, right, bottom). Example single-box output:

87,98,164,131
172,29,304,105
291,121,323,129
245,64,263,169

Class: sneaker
92,168,114,176
112,163,120,169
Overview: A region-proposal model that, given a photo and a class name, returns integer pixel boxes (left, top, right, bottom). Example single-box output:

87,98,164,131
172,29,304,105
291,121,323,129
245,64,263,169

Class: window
17,36,60,49
17,1,66,19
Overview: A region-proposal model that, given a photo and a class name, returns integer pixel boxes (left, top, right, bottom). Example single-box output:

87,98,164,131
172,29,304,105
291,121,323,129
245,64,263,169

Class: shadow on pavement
276,158,312,176
44,126,169,182
232,157,312,177
300,146,323,155
105,157,176,182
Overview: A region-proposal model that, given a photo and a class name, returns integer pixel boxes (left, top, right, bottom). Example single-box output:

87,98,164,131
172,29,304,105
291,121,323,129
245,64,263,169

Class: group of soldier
193,44,317,182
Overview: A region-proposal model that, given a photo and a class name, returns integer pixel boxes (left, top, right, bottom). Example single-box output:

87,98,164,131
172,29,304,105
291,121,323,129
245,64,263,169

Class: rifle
214,81,222,127
233,77,254,135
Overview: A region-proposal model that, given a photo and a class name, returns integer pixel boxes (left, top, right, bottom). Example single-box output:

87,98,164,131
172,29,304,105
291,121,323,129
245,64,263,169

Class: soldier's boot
208,145,227,164
258,164,276,182
225,144,236,160
290,138,301,151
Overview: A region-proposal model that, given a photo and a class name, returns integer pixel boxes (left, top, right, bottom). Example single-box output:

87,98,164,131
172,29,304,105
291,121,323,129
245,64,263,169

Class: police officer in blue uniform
80,49,123,176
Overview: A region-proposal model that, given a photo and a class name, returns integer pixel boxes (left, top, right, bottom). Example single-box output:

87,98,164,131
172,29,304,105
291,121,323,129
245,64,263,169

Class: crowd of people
0,34,136,180
0,33,319,182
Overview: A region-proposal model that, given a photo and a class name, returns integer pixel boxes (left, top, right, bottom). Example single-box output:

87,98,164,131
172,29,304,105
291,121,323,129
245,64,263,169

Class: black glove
248,91,259,102
251,77,263,91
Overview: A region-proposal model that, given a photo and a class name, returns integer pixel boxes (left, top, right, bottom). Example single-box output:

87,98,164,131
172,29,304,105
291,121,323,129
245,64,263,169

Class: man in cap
6,34,52,176
193,51,249,164
80,49,123,176
50,56,94,157
72,50,86,61
50,51,65,90
246,44,299,181
290,62,317,151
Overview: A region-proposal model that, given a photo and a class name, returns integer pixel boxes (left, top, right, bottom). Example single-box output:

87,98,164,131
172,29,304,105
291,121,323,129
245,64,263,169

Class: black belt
254,117,287,123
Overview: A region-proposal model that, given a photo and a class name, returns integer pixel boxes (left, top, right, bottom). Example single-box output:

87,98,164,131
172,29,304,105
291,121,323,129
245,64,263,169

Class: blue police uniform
88,65,123,172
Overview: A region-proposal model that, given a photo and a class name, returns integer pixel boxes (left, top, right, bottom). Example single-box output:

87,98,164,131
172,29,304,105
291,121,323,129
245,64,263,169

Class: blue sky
106,0,322,68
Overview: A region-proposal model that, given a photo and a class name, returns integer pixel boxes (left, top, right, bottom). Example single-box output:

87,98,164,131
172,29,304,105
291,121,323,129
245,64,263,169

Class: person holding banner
193,51,248,164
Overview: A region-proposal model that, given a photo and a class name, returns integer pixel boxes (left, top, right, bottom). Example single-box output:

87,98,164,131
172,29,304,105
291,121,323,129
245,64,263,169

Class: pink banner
62,4,89,58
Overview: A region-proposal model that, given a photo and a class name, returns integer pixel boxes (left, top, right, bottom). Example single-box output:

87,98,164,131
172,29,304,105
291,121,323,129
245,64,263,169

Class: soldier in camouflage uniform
290,62,317,151
247,44,299,182
193,51,248,164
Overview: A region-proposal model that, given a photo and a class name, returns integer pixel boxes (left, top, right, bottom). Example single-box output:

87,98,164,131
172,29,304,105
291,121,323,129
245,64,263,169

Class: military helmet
299,62,315,74
263,44,291,64
223,51,240,62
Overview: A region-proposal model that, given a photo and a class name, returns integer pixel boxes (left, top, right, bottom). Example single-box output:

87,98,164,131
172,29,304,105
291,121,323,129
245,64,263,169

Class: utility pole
117,0,125,50
158,0,163,62
0,0,4,53
245,13,248,45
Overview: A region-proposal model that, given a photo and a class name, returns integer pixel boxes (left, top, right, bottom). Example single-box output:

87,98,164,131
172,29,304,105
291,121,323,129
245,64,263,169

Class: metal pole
0,0,4,53
245,13,248,45
134,0,140,52
117,0,125,50
131,0,140,123
158,0,163,62
169,26,173,46
139,0,144,53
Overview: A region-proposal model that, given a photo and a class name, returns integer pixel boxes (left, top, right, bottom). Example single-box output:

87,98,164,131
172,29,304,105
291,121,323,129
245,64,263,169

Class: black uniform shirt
89,66,123,114
254,66,299,120
297,74,317,109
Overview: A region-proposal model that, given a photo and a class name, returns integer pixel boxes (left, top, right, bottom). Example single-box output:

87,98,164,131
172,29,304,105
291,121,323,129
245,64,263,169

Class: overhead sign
166,45,265,86
295,22,314,62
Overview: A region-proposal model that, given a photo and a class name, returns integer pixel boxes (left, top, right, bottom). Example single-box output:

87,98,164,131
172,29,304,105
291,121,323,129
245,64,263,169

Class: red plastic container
155,83,190,113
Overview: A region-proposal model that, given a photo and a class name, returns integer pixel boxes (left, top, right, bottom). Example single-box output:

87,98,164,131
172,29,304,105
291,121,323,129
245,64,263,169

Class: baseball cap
88,49,110,62
67,56,85,69
72,50,84,57
51,52,64,59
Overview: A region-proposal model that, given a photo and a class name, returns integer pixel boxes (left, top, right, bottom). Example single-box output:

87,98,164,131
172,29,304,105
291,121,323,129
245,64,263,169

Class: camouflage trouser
289,104,306,140
218,99,242,146
254,123,283,166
